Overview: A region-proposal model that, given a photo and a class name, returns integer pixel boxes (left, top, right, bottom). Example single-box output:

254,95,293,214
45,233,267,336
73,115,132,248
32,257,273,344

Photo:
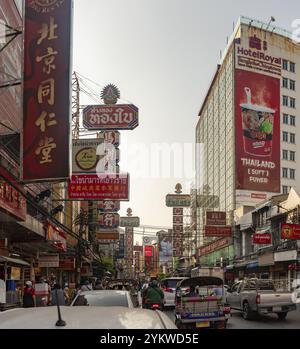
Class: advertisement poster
158,231,173,268
281,224,300,240
23,0,72,182
235,69,280,192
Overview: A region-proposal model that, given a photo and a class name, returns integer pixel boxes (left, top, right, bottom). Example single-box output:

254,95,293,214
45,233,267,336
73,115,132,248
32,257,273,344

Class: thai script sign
68,174,129,200
83,104,139,130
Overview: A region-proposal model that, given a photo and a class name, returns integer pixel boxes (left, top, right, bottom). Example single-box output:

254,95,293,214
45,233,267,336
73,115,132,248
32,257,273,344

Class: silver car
160,277,187,307
0,306,177,329
70,290,135,308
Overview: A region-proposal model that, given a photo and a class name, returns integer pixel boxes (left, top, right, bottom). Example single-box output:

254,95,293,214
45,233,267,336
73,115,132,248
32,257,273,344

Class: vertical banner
235,69,280,192
23,0,72,182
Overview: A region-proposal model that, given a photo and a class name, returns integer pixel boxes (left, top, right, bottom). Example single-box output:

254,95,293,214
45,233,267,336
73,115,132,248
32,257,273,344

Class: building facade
196,16,300,266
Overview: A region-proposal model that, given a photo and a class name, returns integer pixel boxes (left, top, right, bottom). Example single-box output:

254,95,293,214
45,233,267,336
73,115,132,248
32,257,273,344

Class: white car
160,277,187,307
70,290,135,308
0,306,177,329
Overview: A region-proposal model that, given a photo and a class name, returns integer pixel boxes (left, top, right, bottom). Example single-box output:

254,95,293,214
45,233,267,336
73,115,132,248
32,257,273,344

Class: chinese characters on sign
23,0,72,181
206,212,226,226
68,174,129,200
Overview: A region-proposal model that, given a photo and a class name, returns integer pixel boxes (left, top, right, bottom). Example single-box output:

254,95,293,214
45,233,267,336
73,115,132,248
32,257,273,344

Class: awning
246,261,259,269
0,256,30,266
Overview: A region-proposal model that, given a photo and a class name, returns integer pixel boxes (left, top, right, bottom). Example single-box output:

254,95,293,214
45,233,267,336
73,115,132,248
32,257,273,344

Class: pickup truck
226,279,296,320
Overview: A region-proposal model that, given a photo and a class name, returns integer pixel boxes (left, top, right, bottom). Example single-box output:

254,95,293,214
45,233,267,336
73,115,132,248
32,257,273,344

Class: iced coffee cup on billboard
241,87,275,157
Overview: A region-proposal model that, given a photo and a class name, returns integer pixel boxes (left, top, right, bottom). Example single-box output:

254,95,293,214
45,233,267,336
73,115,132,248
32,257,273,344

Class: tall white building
195,16,300,266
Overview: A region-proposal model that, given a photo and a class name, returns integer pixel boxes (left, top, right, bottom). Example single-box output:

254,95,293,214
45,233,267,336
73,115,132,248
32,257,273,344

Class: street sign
206,211,227,226
252,233,272,245
83,104,139,130
68,173,129,200
98,213,120,229
166,194,191,207
96,232,119,240
101,131,120,146
72,138,104,173
120,217,140,228
281,224,300,240
204,226,232,238
98,201,120,212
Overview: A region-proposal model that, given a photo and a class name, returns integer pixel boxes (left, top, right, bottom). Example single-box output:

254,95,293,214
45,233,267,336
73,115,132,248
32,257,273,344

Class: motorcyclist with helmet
144,280,165,310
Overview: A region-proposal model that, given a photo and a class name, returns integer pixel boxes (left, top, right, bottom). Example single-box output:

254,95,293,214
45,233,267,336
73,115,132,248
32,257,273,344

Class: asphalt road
164,305,300,329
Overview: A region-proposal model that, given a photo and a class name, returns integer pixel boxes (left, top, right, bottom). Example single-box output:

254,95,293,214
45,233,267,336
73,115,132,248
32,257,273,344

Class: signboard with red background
98,213,120,229
23,0,72,182
206,212,226,226
98,200,120,212
235,69,280,193
0,166,26,221
47,222,67,252
204,226,232,238
281,224,300,240
83,105,139,130
68,174,129,200
252,233,272,245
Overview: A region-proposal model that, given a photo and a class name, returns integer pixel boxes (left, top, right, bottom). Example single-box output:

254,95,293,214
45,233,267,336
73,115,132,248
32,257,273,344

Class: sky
73,0,300,227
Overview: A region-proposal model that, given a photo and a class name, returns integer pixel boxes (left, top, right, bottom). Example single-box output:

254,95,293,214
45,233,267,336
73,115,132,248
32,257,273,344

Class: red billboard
22,0,72,182
68,174,129,200
281,224,300,240
252,233,272,245
206,212,226,226
235,69,280,192
204,226,232,238
0,165,26,221
144,245,153,257
83,105,139,130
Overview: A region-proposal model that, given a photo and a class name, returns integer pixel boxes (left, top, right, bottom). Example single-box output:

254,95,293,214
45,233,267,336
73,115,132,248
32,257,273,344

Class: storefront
198,237,233,267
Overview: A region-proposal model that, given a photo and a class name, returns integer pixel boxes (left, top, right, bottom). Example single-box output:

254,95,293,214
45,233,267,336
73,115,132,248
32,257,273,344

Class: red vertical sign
23,0,72,182
235,69,280,192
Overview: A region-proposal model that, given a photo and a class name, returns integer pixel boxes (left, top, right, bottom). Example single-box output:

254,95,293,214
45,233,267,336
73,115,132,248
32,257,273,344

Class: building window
282,186,289,194
282,77,288,89
290,115,296,126
290,169,295,180
282,150,288,160
290,79,296,91
290,151,295,162
283,114,289,124
283,131,289,142
283,59,288,71
290,62,296,73
290,133,296,144
290,97,296,109
282,168,288,178
283,96,289,106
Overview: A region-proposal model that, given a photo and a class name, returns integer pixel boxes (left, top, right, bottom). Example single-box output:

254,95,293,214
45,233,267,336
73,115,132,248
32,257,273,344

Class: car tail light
151,304,160,309
164,288,173,293
224,306,231,314
256,295,261,304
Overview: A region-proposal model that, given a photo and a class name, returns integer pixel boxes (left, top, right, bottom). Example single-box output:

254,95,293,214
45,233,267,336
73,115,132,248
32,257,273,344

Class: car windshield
165,279,182,289
73,293,128,307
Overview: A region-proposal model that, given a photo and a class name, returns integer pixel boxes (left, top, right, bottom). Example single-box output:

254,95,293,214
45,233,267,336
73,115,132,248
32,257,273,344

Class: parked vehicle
226,278,296,320
0,306,177,329
175,277,231,329
160,277,187,307
70,290,135,308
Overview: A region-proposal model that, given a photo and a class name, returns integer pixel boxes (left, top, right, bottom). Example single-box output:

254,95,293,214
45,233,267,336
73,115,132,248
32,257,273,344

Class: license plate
196,322,210,328
273,307,282,312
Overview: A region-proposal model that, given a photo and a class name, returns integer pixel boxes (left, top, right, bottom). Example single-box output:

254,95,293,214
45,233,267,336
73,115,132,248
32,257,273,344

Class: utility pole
75,208,88,284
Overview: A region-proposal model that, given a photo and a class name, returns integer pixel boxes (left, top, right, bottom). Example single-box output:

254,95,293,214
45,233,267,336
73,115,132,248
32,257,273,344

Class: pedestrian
80,279,93,292
23,281,36,308
94,279,103,290
50,283,65,306
63,283,70,305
